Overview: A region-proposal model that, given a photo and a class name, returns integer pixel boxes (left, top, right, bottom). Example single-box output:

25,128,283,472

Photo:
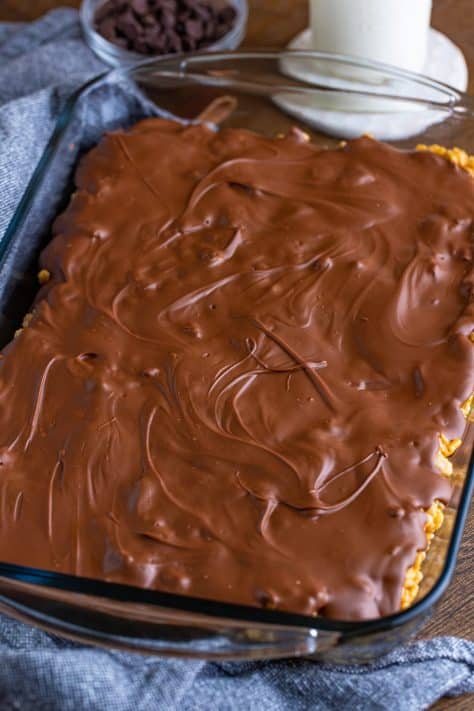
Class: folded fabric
0,8,472,711
0,615,472,711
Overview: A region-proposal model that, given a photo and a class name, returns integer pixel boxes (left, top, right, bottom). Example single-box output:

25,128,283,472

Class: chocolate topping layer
0,120,473,620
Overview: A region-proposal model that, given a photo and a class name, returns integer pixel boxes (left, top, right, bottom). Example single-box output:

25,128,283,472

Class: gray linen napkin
0,8,472,710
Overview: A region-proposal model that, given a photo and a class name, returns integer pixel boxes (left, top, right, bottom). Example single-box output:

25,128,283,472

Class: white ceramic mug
310,0,432,73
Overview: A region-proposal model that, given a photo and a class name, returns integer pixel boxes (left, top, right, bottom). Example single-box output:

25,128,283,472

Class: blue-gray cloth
0,8,473,710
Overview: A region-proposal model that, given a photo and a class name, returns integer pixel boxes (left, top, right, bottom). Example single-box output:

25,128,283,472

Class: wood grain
0,1,473,707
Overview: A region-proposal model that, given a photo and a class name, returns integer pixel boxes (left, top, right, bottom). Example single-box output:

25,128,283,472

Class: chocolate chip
117,16,142,40
94,0,236,55
131,0,149,14
161,10,175,29
134,38,151,52
98,17,119,41
95,4,114,23
193,4,211,21
214,22,230,39
143,29,165,50
219,5,235,22
115,36,132,48
202,19,216,40
143,12,158,26
167,30,183,51
185,18,202,38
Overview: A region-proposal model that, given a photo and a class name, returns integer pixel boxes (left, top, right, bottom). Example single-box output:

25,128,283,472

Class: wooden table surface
1,1,473,708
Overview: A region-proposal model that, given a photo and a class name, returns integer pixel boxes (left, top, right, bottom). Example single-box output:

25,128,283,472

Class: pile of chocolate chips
95,0,237,54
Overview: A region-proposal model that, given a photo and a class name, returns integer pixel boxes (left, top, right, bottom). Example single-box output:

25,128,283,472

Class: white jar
310,0,432,73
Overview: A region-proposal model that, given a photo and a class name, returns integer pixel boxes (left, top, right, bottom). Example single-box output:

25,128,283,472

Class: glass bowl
80,0,248,66
0,51,473,662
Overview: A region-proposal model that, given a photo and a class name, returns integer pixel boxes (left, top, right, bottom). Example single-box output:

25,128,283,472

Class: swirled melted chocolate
0,120,473,620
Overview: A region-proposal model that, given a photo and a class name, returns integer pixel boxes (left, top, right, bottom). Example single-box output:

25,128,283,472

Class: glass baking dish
0,51,473,663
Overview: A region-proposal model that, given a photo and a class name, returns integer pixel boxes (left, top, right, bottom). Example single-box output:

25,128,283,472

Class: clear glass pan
0,51,473,662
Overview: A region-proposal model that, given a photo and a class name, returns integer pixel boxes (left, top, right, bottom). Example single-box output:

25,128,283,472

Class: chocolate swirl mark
154,254,330,339
388,242,471,348
207,369,305,493
235,448,387,517
259,497,278,538
85,397,119,510
193,318,390,513
82,235,164,346
155,142,398,257
24,356,61,452
114,134,164,203
161,273,241,321
47,457,64,547
255,497,295,561
344,228,391,321
182,154,398,229
84,238,168,347
252,319,335,412
246,254,334,330
12,491,23,523
6,427,26,454
180,324,375,514
83,234,112,308
209,335,328,412
164,351,317,512
171,372,326,560
208,228,244,267
94,403,212,569
208,330,327,420
206,335,327,491
121,399,261,559
142,405,211,530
